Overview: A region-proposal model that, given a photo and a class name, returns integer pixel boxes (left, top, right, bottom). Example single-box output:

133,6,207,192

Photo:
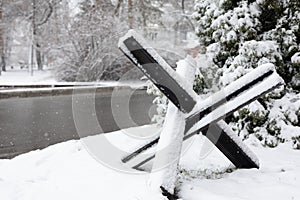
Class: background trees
0,0,197,80
54,0,197,81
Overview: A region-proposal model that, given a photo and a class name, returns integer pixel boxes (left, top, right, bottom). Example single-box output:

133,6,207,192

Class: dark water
0,88,155,158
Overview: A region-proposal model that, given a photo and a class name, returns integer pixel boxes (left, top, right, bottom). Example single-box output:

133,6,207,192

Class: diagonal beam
120,36,197,113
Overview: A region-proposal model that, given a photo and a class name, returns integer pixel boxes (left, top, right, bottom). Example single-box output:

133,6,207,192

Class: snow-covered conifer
194,0,300,148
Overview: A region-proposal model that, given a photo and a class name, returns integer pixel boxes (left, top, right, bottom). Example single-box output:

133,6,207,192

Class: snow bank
0,70,55,85
180,141,300,200
0,125,300,200
0,69,147,89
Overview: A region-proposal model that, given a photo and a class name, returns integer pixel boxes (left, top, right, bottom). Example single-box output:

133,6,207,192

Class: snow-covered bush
147,82,168,126
194,0,300,148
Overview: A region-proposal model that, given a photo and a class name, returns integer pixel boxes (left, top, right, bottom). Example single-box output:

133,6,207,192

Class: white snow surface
0,69,147,89
0,70,56,85
0,125,300,200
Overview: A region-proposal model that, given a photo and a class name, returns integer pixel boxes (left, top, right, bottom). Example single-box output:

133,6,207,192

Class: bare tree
31,0,54,70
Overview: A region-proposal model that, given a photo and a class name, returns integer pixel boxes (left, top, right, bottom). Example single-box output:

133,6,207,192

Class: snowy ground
0,69,56,85
0,125,299,200
0,69,146,88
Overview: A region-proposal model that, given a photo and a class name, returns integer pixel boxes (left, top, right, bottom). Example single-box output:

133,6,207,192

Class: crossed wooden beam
118,30,284,171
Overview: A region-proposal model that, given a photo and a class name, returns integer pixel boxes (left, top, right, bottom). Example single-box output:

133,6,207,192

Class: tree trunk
128,0,133,28
35,42,43,70
1,54,5,72
181,0,185,13
32,0,43,71
114,0,123,16
0,0,6,74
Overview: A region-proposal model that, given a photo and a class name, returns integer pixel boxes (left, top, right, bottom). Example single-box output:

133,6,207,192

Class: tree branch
114,0,123,16
36,1,53,27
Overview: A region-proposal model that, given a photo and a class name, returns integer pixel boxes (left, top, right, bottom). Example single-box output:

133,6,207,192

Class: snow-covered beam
149,57,195,195
119,30,198,113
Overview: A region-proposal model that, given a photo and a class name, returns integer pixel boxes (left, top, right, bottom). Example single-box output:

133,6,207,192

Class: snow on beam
187,72,284,135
